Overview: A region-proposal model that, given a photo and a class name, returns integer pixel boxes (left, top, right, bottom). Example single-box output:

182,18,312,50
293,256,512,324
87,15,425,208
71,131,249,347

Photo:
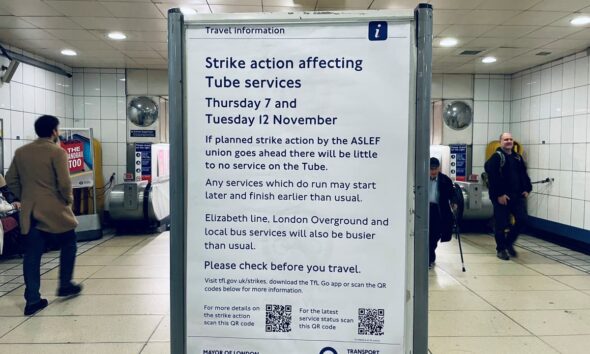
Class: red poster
60,141,85,173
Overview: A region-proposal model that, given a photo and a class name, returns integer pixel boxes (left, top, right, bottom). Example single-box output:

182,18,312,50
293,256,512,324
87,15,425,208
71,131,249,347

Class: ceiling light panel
570,15,590,26
439,37,458,47
108,31,126,40
180,7,197,15
61,48,77,56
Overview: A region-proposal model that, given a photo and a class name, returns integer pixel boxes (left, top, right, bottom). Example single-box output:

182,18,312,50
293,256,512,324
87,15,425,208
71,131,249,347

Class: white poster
185,19,412,354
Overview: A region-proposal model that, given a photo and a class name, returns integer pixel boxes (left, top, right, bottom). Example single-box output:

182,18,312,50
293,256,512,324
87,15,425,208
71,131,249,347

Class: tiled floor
515,235,590,273
0,232,170,354
1,230,590,354
429,232,590,354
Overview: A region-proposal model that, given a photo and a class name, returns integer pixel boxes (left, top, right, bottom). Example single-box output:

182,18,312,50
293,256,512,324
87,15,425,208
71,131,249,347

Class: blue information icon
368,21,387,41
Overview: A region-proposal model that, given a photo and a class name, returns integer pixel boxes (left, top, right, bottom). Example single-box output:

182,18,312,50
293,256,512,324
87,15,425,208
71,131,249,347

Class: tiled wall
0,43,73,175
127,69,168,96
431,74,512,176
71,68,127,184
0,43,129,186
510,51,590,229
472,75,512,175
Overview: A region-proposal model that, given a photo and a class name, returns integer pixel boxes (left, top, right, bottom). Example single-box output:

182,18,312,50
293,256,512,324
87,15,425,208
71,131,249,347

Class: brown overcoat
6,138,78,235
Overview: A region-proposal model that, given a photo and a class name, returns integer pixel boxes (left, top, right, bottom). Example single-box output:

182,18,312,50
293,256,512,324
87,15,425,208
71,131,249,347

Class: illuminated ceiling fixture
481,56,497,64
61,49,77,56
180,7,197,15
570,16,590,26
108,32,127,40
439,37,458,47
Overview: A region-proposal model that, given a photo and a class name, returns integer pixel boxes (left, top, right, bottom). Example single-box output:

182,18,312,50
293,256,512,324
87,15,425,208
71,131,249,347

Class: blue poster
450,144,467,181
135,143,152,181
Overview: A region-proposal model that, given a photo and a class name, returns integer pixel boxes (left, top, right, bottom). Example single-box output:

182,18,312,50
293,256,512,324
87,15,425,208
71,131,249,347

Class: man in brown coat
7,115,82,316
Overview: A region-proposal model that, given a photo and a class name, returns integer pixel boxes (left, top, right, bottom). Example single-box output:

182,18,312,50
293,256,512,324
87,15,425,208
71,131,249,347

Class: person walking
485,132,532,261
6,115,82,316
428,157,458,269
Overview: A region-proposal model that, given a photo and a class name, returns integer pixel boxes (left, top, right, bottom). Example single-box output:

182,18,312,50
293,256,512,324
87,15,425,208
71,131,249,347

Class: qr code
358,308,384,336
265,304,292,333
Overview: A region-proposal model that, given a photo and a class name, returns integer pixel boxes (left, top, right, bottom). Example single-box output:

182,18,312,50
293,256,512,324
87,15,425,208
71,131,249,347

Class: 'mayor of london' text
206,26,285,35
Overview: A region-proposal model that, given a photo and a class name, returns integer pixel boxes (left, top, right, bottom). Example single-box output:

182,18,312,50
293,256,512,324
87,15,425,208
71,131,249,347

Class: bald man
485,133,532,261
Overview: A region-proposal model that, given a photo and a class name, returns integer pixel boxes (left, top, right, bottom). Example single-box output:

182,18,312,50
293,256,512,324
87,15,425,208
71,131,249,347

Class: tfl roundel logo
368,21,387,41
319,347,338,354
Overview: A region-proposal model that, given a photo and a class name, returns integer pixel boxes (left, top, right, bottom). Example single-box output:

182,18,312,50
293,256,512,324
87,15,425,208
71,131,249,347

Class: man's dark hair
34,115,60,138
430,157,440,168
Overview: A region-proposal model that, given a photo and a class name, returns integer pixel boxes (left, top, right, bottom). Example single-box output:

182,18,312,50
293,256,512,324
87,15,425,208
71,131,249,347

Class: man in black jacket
428,157,458,269
485,133,532,261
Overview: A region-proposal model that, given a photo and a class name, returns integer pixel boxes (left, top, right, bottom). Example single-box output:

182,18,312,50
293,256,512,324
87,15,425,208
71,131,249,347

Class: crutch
453,212,466,272
451,183,467,273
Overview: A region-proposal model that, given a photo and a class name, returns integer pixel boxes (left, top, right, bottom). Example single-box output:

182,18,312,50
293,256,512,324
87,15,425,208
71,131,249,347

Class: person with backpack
428,157,458,269
484,132,532,261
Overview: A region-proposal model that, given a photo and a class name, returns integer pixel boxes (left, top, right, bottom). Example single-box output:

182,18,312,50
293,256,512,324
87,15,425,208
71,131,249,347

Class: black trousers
492,196,528,252
23,226,77,304
429,203,441,263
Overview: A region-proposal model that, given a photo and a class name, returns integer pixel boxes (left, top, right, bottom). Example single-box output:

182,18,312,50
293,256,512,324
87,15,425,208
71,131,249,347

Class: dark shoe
506,244,518,257
24,299,48,316
57,283,83,297
497,250,510,261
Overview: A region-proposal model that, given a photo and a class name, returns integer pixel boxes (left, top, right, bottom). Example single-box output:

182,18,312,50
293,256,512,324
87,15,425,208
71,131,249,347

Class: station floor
429,233,590,354
0,232,170,354
0,231,589,353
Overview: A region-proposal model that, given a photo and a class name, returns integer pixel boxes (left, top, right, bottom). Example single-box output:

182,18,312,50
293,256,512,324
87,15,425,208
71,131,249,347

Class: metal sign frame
168,5,432,353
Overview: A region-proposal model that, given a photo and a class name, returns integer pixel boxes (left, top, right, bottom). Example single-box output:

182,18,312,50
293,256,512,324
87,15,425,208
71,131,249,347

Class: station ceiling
0,0,589,74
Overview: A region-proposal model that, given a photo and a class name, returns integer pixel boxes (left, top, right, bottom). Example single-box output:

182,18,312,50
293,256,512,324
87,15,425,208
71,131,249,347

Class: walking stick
453,210,466,272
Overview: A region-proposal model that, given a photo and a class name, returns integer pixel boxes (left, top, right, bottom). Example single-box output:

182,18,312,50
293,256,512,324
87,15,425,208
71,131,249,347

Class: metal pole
168,8,186,354
413,3,433,354
0,44,72,78
89,128,97,214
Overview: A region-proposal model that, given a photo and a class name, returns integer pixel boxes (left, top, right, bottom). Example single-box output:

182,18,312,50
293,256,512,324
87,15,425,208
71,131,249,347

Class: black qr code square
265,304,292,333
358,308,384,336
